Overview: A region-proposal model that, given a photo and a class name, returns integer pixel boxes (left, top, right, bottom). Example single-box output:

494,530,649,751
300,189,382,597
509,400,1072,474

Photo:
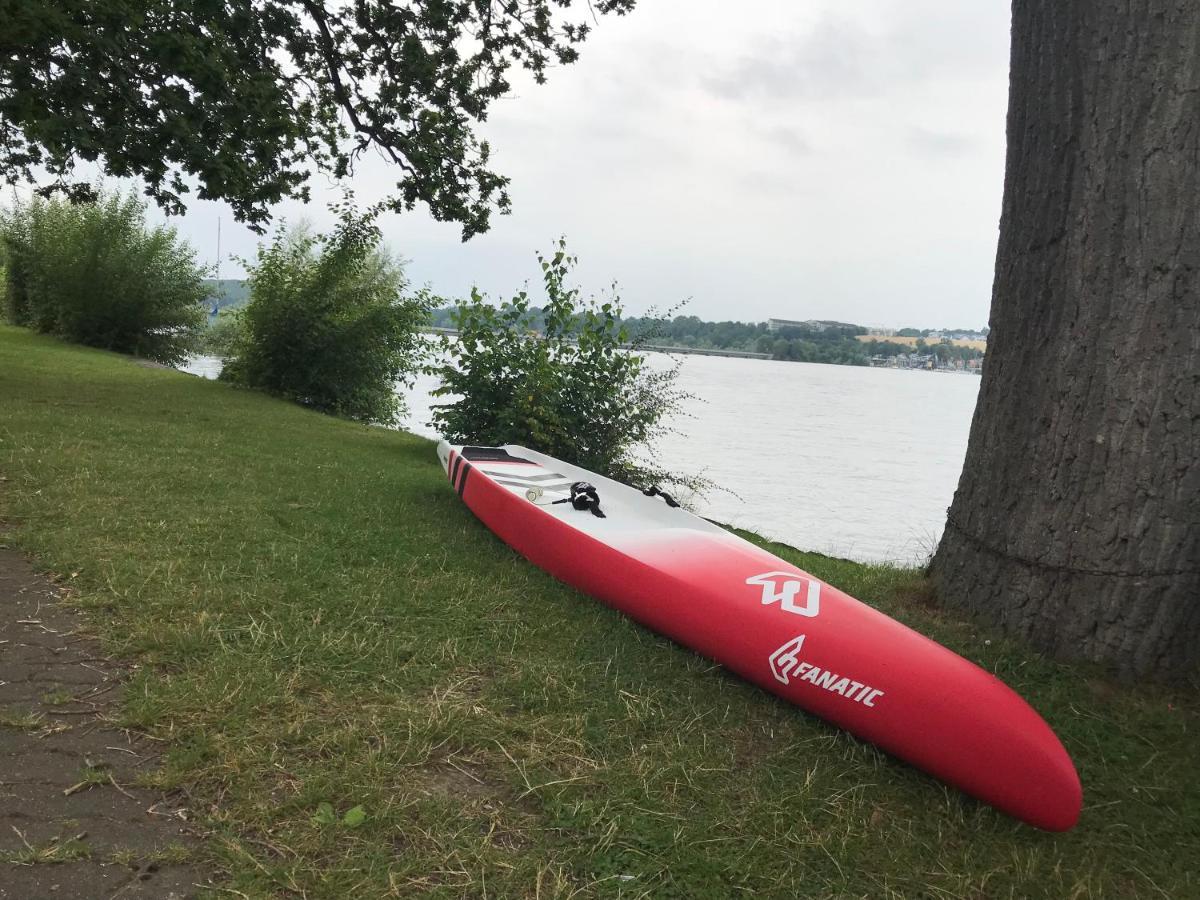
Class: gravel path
0,538,211,899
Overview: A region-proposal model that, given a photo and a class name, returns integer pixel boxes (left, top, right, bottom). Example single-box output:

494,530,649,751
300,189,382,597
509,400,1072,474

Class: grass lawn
0,324,1196,898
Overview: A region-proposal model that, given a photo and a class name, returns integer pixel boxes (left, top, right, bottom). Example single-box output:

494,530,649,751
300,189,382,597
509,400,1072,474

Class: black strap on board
553,482,606,518
642,486,680,508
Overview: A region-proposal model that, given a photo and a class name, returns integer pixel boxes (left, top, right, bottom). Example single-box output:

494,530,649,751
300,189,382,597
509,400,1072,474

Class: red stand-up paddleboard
438,441,1082,830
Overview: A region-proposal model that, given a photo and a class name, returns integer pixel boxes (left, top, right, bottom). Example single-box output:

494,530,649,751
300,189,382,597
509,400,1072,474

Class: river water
181,355,979,565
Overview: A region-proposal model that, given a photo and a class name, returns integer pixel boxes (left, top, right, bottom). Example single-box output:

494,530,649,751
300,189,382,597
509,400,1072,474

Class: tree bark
932,1,1200,681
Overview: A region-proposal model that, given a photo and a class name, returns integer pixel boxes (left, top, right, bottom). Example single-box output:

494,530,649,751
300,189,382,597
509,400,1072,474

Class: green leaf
312,802,336,826
342,805,367,828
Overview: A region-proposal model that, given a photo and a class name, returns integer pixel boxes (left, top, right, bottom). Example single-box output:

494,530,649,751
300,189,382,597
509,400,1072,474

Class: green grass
1,836,91,866
0,324,1196,898
110,842,194,868
0,707,45,731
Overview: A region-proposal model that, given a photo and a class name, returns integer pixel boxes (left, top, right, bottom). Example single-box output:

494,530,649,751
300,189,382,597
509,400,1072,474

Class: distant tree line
764,334,983,366
625,314,769,351
430,306,985,366
922,340,986,364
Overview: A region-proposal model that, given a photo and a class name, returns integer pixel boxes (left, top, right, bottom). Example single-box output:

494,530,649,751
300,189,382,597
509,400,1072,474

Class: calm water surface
182,354,979,565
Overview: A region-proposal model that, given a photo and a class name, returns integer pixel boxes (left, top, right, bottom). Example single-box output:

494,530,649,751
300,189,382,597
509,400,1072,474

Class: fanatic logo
769,635,807,684
745,571,821,617
767,635,885,707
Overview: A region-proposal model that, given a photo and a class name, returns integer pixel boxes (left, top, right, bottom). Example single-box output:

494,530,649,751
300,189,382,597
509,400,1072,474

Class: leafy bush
430,241,690,486
0,190,206,364
195,308,246,357
221,210,431,425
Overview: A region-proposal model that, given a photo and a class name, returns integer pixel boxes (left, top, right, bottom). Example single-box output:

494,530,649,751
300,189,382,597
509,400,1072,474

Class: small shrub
195,308,246,357
221,210,432,425
0,190,206,364
430,240,691,487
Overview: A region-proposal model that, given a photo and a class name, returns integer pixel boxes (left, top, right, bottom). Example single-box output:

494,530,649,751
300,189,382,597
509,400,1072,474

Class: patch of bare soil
0,543,212,899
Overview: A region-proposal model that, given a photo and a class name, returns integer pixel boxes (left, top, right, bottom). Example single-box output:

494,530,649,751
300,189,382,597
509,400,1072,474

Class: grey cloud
704,17,878,102
761,124,813,156
704,4,1009,105
908,126,977,157
735,167,811,196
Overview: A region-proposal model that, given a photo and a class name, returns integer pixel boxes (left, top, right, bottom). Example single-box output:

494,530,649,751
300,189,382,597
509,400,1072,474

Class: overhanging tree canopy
0,0,634,236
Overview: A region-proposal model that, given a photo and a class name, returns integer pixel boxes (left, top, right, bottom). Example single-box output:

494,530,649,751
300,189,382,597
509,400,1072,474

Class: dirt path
0,539,211,899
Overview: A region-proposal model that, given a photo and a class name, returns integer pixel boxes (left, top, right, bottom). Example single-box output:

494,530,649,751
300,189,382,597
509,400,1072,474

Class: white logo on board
767,635,885,708
745,571,821,617
769,635,807,684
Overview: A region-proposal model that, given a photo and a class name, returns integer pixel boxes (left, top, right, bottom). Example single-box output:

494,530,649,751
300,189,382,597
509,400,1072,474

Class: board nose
1023,741,1083,831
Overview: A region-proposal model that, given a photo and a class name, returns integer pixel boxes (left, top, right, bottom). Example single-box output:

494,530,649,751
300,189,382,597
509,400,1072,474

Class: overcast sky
165,0,1012,329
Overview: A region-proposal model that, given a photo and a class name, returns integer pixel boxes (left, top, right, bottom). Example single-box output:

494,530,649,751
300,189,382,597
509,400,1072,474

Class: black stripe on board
457,461,472,496
450,454,462,485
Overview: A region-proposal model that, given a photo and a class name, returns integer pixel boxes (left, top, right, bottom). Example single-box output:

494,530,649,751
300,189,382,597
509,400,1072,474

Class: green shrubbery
0,190,206,364
431,241,689,486
195,308,246,356
220,210,431,425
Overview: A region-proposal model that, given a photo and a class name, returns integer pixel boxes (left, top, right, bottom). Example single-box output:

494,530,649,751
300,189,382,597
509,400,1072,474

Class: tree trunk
931,1,1200,681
